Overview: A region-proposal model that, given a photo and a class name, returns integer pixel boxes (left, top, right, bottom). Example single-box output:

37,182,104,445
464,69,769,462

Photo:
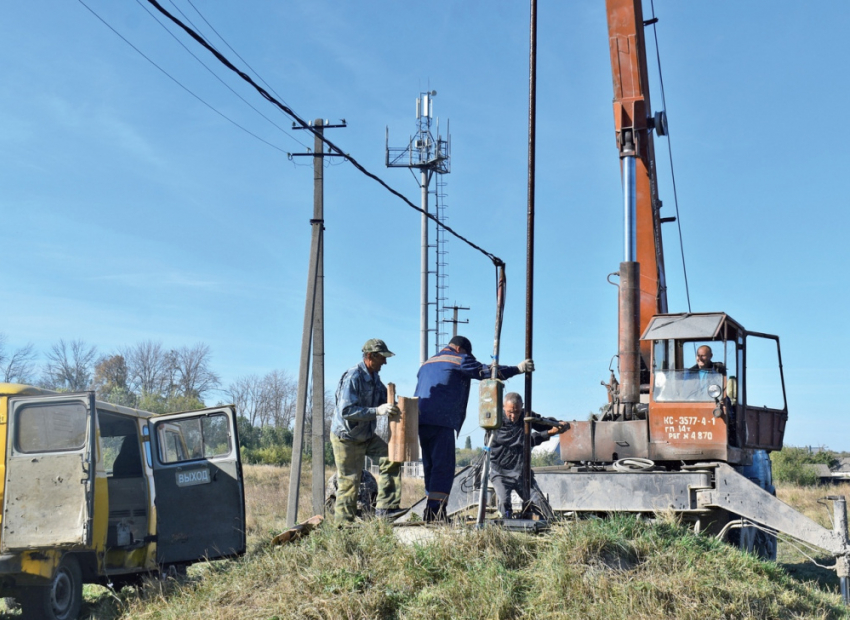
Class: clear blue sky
1,1,848,450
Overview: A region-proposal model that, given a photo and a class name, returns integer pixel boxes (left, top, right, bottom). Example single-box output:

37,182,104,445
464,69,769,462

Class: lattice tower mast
386,91,451,363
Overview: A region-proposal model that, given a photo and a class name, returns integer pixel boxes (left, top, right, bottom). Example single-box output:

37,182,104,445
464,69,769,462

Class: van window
16,402,87,453
156,413,231,464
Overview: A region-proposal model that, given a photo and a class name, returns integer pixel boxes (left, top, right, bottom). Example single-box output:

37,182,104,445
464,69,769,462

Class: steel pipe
623,155,637,262
618,260,640,410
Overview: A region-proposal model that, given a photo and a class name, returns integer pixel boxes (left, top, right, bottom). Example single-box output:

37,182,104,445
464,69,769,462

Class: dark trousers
490,465,554,520
419,424,456,502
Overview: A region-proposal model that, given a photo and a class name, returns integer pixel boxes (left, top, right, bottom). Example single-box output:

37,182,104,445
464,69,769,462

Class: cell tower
386,91,451,363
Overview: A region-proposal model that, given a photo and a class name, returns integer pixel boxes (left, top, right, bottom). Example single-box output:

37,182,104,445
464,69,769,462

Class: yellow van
0,384,245,619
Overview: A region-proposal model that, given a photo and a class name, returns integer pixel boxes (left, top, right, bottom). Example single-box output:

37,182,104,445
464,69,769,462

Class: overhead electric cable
648,0,691,312
165,0,209,46
134,0,309,149
78,0,290,156
184,0,294,110
144,0,503,267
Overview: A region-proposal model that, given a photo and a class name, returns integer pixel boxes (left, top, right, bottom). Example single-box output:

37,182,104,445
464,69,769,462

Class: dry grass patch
776,482,850,594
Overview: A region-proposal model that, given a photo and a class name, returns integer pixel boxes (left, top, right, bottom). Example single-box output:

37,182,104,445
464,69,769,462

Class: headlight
708,384,722,399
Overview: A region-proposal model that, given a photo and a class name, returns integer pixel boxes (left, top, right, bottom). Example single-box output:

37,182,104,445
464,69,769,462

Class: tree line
0,336,223,413
0,334,334,464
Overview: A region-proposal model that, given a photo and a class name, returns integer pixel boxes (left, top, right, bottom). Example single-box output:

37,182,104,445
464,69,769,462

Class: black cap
449,335,472,355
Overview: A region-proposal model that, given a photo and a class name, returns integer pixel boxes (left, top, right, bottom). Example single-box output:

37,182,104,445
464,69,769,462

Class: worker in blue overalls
414,335,534,521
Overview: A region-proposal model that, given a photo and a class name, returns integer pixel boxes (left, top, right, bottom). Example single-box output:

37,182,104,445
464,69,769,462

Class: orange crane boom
606,0,668,375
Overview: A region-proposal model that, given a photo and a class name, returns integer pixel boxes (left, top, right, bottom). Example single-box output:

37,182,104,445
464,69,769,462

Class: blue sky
1,1,848,450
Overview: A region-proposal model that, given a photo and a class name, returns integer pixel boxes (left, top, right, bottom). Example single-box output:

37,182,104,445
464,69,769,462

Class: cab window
653,339,726,403
155,413,231,464
745,335,786,410
16,402,87,453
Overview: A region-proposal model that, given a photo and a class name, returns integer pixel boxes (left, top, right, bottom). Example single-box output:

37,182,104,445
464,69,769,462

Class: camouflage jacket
331,361,388,442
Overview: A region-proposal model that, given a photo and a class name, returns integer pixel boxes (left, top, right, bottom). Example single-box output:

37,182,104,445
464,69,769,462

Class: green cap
362,338,394,357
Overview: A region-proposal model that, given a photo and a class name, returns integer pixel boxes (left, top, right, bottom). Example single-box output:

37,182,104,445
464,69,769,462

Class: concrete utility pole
287,118,346,528
444,304,469,339
386,92,451,364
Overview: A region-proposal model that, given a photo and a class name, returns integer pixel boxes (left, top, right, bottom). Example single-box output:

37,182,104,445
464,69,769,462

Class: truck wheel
729,450,778,561
752,529,778,561
20,554,83,620
728,520,777,561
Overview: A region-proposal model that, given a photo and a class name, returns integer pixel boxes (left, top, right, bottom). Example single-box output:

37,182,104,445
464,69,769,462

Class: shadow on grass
780,557,841,595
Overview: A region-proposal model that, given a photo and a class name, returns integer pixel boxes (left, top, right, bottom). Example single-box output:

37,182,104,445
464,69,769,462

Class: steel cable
144,0,504,268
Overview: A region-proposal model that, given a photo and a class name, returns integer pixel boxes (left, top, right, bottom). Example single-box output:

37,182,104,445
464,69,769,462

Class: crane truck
399,0,850,603
531,0,850,599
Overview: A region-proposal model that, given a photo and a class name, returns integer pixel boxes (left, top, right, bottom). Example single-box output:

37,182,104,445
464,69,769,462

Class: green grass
2,467,847,619
64,515,847,620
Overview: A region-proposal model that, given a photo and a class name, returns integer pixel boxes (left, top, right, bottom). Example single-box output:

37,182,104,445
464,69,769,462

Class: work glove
517,359,535,373
376,403,401,418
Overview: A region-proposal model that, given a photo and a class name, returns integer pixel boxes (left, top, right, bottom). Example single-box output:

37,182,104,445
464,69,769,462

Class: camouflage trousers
330,433,402,524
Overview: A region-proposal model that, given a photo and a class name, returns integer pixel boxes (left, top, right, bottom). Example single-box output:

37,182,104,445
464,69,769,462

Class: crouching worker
330,339,404,524
489,392,567,520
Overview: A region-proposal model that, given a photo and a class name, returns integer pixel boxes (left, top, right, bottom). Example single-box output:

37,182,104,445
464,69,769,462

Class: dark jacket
414,345,520,432
331,361,388,442
489,413,551,474
687,362,726,375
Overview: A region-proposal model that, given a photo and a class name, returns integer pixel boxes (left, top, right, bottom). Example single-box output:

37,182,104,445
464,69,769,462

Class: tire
727,520,777,561
20,554,83,620
729,450,778,561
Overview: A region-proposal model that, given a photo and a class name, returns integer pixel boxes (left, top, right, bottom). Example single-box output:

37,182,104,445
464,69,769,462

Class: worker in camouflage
330,338,404,523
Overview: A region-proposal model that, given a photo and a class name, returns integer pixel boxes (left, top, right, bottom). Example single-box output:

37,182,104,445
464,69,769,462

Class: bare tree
226,369,296,429
225,374,264,426
324,389,334,436
172,343,220,400
261,369,296,428
44,339,97,390
123,340,169,396
306,387,335,436
0,335,37,384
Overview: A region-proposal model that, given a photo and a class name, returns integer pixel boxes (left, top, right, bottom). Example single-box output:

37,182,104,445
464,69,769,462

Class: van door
149,406,245,564
2,393,95,551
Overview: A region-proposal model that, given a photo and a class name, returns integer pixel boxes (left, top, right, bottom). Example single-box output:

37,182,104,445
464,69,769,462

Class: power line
143,0,504,268
648,0,691,313
78,0,291,156
134,0,309,149
183,0,294,111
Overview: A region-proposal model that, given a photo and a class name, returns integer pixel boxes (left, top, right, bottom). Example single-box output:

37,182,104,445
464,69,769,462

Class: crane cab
642,312,787,464
559,313,787,467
